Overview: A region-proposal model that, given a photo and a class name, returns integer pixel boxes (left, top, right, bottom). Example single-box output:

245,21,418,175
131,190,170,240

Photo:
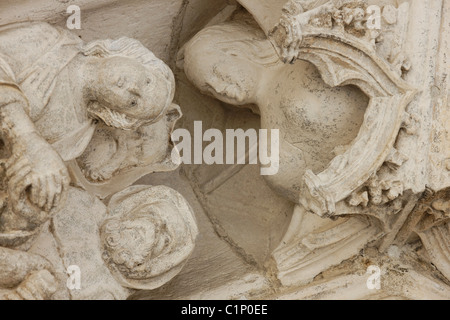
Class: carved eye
131,100,137,107
146,78,152,85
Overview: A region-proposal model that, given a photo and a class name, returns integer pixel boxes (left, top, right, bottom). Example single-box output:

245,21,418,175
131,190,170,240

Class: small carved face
92,56,171,129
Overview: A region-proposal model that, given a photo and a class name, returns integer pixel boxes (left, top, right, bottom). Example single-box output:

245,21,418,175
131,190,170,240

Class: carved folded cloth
101,185,199,290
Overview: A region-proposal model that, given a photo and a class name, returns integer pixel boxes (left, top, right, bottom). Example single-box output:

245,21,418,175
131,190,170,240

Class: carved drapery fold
246,0,418,218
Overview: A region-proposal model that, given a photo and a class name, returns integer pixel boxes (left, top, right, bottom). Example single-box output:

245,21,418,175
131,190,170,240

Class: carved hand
6,132,70,213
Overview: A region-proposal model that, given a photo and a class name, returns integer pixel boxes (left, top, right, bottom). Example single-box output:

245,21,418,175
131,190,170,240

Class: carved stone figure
0,22,197,299
0,0,448,301
182,0,449,288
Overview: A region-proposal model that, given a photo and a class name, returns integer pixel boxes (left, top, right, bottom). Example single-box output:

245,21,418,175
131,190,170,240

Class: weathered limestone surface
0,17,198,299
181,0,450,298
0,0,448,300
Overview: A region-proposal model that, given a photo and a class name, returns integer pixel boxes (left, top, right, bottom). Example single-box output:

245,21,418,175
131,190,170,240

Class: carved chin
89,104,140,130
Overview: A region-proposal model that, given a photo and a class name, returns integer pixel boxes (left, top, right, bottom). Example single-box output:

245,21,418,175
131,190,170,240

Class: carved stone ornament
0,21,197,299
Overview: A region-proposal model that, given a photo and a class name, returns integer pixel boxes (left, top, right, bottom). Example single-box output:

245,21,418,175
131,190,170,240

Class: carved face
102,216,166,271
184,27,267,106
90,56,170,129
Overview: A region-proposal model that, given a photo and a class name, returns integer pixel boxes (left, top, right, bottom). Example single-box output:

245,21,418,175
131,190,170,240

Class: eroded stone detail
182,0,450,290
0,22,197,299
0,0,448,300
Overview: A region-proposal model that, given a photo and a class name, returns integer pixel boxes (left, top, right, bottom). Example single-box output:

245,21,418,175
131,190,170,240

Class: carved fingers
6,160,69,212
83,167,113,182
5,157,30,179
0,247,55,291
6,160,32,196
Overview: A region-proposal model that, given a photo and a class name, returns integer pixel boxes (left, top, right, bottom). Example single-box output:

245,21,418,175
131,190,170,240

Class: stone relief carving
0,0,448,301
0,22,198,299
181,0,449,290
